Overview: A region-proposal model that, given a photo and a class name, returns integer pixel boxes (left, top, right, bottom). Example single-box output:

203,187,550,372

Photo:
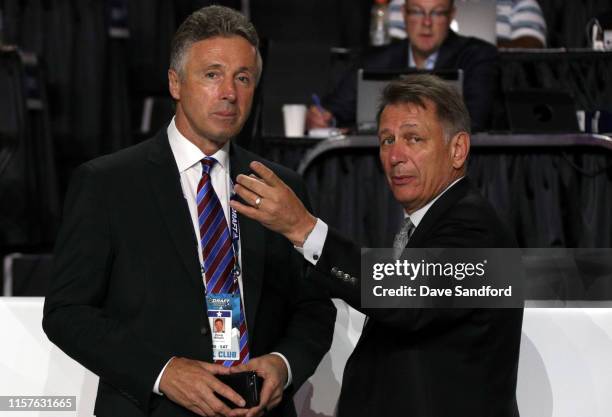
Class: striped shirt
496,0,547,46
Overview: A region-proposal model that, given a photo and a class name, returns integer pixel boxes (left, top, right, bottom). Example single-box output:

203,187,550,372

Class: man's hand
228,354,289,417
230,161,317,247
159,357,246,417
306,105,334,129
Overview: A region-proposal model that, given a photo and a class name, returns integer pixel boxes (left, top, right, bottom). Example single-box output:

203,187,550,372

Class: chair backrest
3,253,53,296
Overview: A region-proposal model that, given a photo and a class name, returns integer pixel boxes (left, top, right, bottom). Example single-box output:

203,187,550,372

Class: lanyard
229,202,241,280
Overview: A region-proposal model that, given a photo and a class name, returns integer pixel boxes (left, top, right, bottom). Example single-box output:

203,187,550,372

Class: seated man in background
307,0,500,132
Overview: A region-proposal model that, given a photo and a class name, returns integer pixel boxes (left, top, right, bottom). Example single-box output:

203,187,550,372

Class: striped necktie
197,157,249,365
393,217,415,258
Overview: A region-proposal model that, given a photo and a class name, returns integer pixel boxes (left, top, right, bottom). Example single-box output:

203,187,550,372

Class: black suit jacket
325,31,500,131
311,178,523,417
43,130,336,417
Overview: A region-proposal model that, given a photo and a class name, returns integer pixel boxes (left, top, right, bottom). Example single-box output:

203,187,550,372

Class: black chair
3,253,53,296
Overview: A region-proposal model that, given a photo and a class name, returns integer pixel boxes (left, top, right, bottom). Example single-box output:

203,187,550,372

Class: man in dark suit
231,74,523,416
307,0,499,132
43,6,335,417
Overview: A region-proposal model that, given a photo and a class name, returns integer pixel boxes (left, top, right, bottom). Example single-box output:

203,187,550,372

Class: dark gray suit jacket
43,129,336,417
311,178,523,417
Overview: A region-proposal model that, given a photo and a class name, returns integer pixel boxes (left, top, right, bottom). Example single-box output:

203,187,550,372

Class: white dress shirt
153,118,292,394
408,47,439,70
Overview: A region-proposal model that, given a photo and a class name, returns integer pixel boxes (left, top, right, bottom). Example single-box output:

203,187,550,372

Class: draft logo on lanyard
205,201,244,362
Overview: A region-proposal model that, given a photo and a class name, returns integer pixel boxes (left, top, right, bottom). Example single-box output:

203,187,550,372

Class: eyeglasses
405,8,452,21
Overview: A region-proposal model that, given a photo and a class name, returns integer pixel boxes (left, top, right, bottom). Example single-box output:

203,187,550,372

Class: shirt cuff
294,218,328,265
270,352,293,389
153,357,174,395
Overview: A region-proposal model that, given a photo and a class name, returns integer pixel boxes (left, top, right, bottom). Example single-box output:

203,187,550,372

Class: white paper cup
282,104,307,137
576,110,585,132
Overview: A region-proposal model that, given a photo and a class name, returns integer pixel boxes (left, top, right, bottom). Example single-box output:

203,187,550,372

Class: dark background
1,0,612,297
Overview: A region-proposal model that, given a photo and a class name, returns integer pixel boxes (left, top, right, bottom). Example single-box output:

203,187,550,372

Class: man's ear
168,69,181,101
449,132,470,169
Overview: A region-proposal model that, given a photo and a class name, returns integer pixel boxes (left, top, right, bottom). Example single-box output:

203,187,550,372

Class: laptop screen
451,0,497,46
356,68,464,133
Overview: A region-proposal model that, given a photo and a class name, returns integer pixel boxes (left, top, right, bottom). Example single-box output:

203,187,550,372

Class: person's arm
230,162,503,336
497,0,547,49
229,162,335,417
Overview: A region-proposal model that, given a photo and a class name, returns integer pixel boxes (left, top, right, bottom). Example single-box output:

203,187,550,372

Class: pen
311,93,336,127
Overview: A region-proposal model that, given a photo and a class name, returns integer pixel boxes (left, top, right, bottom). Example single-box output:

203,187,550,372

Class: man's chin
391,188,417,205
207,126,244,144
209,132,235,145
413,43,439,58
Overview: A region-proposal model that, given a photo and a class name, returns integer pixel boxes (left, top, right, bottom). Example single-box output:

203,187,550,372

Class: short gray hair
170,5,262,82
377,74,471,140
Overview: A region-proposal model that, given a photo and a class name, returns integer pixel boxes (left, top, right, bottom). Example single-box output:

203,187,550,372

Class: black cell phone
216,371,263,408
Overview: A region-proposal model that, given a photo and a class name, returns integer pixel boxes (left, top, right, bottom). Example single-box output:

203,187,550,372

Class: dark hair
376,73,471,139
170,5,262,80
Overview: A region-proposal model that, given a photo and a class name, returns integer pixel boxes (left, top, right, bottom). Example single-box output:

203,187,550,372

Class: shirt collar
408,46,438,70
167,117,230,174
406,176,464,227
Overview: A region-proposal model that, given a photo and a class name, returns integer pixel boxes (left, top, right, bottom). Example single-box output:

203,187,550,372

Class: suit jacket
311,178,523,417
325,30,500,132
43,129,336,417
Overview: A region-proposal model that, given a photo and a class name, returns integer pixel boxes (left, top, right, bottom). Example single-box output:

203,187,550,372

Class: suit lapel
146,131,203,291
230,144,265,339
433,30,458,70
396,39,410,68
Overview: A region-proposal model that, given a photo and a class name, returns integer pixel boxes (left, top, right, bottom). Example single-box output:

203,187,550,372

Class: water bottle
370,0,390,46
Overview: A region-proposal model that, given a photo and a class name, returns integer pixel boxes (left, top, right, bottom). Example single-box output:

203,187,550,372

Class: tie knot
402,217,414,232
201,157,217,175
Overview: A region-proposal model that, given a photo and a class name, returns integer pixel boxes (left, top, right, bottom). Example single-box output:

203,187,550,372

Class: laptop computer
356,68,463,133
505,89,580,133
452,0,497,45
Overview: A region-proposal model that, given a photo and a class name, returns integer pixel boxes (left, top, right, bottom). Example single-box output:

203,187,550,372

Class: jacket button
200,325,208,335
336,270,344,278
331,267,338,274
343,273,351,282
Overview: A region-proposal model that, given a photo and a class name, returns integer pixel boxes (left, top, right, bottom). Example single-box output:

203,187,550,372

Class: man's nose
220,77,237,102
388,143,406,165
